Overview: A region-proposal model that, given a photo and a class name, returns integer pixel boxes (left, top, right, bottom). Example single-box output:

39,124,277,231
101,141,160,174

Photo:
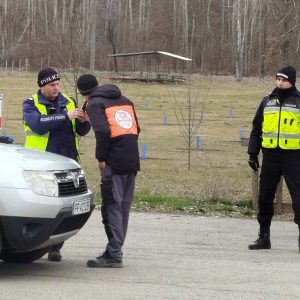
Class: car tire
1,247,49,263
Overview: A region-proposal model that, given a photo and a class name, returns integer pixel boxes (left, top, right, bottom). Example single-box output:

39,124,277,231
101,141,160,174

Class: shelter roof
108,51,192,61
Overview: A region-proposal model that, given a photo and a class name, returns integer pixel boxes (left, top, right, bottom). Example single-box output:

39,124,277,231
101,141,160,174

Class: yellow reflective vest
24,93,80,157
262,97,300,149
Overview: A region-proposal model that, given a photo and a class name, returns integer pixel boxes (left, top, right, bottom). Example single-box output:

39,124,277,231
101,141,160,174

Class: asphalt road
0,210,300,299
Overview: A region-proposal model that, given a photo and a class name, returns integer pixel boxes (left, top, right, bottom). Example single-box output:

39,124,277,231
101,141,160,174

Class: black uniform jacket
86,84,140,172
248,87,300,156
23,90,91,160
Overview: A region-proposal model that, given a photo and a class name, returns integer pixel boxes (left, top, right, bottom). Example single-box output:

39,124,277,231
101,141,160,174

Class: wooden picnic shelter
108,51,192,83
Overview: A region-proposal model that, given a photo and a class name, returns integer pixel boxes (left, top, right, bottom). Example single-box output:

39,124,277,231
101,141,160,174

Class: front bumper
0,200,94,252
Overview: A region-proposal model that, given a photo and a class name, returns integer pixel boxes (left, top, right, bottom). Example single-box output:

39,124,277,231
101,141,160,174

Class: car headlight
22,170,58,197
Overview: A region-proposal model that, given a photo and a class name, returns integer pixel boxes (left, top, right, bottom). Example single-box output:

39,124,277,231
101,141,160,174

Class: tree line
0,0,299,80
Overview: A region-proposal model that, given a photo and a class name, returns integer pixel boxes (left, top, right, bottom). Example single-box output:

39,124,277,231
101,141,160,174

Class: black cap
37,67,60,87
77,74,99,95
276,66,296,86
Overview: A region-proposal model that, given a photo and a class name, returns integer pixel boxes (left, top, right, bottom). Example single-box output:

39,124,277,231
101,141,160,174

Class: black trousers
258,149,300,226
49,242,64,252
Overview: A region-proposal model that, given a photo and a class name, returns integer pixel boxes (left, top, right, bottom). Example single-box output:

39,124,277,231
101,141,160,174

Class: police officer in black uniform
23,68,91,261
248,66,300,251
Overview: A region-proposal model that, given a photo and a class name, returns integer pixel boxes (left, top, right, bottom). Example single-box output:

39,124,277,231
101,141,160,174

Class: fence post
163,114,168,125
141,144,147,160
239,128,244,141
144,100,149,110
195,135,201,150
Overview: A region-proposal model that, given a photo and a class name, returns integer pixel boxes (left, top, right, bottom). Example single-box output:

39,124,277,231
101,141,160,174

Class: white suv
0,143,94,263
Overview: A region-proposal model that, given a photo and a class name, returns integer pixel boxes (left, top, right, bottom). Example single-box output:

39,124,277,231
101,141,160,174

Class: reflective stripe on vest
24,93,79,154
262,100,300,149
105,105,138,138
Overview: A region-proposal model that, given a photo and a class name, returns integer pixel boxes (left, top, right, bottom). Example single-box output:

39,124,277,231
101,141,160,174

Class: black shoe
248,227,271,250
48,250,62,262
87,252,123,268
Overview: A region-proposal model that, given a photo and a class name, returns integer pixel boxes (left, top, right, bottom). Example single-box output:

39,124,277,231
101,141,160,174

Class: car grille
54,169,88,197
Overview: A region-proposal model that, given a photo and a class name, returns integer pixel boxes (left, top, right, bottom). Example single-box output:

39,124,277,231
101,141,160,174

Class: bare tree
2,0,300,76
170,74,209,170
89,0,97,73
232,0,246,81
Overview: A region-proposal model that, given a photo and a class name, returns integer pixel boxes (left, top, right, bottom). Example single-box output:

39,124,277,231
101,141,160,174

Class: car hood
0,144,81,189
0,144,80,171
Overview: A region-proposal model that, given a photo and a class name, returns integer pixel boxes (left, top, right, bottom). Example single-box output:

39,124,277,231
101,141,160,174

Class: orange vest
105,105,138,138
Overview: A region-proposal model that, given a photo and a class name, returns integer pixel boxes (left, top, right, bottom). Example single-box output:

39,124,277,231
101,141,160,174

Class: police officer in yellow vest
248,66,300,252
23,67,91,261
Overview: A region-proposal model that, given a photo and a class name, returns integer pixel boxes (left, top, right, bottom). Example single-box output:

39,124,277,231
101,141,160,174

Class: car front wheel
0,247,49,263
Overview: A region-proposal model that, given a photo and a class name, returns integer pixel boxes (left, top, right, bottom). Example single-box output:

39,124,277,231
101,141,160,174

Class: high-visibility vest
24,93,79,156
262,97,300,149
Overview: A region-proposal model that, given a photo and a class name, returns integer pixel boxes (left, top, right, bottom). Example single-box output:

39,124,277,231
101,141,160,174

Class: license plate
72,200,90,215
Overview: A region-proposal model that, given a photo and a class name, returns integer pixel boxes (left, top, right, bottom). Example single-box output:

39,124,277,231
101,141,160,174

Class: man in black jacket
77,74,140,268
248,66,300,251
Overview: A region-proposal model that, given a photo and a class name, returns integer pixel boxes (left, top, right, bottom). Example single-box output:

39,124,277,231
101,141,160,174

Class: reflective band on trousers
24,93,79,153
262,102,300,149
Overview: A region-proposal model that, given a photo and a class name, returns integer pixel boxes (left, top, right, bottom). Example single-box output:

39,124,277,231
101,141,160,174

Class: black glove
248,154,259,172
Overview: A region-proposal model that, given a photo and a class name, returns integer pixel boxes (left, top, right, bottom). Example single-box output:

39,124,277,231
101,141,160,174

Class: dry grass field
0,70,280,216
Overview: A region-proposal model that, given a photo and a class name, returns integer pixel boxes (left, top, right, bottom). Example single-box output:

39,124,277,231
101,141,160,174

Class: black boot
248,226,271,250
48,243,63,262
48,249,62,262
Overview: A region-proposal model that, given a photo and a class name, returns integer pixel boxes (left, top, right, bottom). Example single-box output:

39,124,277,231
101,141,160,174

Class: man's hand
67,108,85,120
248,154,259,172
77,112,88,123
